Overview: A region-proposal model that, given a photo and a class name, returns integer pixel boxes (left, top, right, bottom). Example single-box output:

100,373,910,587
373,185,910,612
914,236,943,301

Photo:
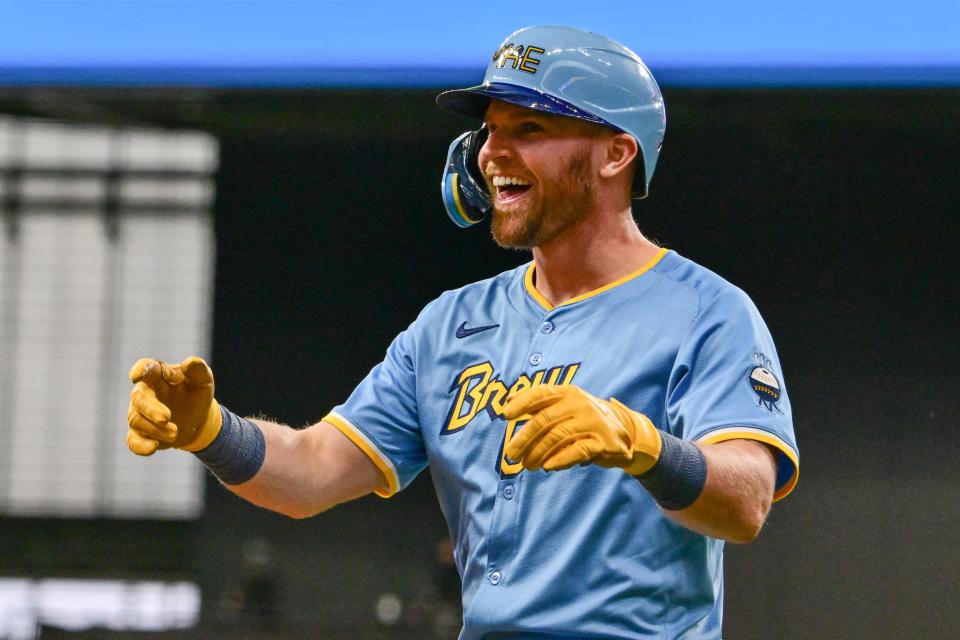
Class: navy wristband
636,431,707,511
193,405,266,485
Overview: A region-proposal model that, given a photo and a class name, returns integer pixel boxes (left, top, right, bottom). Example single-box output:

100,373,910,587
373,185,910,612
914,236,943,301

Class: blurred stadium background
0,1,958,638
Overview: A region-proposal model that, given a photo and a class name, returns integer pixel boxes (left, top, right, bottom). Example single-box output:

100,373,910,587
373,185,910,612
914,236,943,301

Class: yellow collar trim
524,247,669,311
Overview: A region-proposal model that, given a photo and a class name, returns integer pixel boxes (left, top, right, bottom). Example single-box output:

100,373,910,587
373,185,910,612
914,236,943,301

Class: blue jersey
325,248,799,639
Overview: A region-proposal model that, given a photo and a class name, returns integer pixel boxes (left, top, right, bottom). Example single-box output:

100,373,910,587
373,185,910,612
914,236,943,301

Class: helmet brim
436,82,612,128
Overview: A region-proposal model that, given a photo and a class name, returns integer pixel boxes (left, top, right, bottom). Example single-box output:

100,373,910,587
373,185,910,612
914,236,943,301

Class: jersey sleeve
666,287,799,501
324,325,427,498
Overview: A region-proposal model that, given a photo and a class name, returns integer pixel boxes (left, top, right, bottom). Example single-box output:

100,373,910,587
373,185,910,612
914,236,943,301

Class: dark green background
0,87,957,638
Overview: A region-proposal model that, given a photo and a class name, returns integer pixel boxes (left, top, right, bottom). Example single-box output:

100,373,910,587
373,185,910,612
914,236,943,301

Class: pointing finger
158,360,185,385
130,358,184,389
129,358,161,384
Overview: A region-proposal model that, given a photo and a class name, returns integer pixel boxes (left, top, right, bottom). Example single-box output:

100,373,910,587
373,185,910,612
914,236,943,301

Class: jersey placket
482,307,564,594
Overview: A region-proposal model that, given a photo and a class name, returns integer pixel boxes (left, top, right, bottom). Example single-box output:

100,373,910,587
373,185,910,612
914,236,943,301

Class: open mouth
492,176,532,203
497,185,532,202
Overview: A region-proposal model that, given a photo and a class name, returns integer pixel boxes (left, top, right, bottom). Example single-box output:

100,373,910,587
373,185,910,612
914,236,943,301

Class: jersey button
529,353,542,366
540,321,554,334
502,485,515,500
489,570,502,585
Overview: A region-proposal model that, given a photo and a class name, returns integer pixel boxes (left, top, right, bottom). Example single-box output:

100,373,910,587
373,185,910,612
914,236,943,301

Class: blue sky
1,0,956,67
0,1,956,86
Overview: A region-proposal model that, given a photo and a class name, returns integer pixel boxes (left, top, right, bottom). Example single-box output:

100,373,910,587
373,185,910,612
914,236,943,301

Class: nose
477,128,511,173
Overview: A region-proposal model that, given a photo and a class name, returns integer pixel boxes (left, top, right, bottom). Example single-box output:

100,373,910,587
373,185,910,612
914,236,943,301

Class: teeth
492,176,531,187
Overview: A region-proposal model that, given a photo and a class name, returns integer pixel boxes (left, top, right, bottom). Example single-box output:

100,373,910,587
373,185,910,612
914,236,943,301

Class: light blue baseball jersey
326,248,799,640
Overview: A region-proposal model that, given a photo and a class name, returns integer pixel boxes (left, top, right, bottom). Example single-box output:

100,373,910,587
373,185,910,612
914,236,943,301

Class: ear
598,133,638,181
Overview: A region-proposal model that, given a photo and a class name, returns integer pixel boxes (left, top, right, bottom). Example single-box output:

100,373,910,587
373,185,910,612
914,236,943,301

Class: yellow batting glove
502,385,662,475
126,356,223,456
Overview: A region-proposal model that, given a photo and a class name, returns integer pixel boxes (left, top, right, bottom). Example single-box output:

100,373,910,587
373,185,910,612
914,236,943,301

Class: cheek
538,144,595,185
476,139,492,171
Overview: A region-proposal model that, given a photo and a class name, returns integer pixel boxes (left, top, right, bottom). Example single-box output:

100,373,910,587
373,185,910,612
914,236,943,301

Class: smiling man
482,102,606,248
127,26,799,639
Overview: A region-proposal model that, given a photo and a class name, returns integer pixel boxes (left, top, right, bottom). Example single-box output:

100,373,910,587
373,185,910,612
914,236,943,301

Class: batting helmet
437,25,666,228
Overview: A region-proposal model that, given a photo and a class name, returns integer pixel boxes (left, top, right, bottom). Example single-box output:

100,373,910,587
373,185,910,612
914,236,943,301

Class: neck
531,205,661,307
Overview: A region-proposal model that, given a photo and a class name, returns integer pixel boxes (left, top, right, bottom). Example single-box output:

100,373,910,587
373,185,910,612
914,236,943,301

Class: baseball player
127,26,798,639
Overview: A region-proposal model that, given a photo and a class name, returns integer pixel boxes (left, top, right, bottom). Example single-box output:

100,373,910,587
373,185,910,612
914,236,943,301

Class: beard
490,151,596,250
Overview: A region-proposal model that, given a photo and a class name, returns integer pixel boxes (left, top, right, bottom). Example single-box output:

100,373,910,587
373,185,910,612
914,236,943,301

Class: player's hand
503,385,662,474
126,356,222,456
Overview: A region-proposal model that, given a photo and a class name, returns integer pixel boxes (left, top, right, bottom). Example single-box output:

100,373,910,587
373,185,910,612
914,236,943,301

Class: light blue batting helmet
437,25,666,200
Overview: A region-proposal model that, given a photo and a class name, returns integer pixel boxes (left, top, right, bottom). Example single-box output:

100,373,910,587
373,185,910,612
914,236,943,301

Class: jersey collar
524,248,670,311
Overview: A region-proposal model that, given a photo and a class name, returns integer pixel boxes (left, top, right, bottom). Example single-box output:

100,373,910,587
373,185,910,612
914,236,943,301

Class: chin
491,225,534,250
490,207,540,249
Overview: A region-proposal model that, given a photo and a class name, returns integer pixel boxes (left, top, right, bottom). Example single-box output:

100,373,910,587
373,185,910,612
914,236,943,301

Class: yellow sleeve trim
524,248,669,311
697,428,800,502
324,412,399,498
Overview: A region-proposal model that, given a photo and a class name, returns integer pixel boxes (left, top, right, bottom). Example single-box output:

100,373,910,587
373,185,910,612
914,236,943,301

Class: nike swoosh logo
456,321,500,339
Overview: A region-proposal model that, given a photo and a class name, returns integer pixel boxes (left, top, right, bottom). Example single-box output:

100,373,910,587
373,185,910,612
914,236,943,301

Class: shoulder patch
747,352,783,414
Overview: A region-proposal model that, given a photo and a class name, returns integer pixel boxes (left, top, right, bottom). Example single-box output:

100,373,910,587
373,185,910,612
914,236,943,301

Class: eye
516,121,544,134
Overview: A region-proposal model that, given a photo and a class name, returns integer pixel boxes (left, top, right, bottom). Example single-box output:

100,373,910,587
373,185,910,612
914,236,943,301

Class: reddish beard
490,152,596,250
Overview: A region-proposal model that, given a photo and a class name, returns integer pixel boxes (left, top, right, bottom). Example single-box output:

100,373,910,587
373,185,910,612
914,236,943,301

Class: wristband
635,431,707,511
193,405,266,485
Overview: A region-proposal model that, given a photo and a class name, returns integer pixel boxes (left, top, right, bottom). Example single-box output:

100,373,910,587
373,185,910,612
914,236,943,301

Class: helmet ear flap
441,126,491,228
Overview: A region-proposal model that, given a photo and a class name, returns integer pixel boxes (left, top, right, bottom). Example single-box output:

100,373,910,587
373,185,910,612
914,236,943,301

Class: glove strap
181,402,224,452
635,431,707,511
193,405,266,485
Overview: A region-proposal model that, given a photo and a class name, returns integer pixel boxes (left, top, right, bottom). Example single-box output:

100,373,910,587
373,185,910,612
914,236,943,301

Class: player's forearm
214,419,383,519
662,439,776,543
219,418,324,518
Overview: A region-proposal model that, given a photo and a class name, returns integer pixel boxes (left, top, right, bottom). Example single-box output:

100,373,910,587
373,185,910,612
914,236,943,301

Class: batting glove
127,356,222,456
503,385,662,474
